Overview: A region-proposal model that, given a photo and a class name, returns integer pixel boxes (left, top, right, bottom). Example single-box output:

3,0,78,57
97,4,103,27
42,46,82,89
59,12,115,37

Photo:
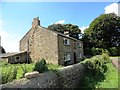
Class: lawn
95,62,119,88
80,56,119,89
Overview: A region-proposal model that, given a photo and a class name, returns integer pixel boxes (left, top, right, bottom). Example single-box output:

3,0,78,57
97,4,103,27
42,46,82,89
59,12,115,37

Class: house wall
20,28,33,51
20,26,59,64
58,35,83,65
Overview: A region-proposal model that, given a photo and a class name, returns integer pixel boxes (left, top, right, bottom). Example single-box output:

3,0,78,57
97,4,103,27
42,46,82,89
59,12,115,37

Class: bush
21,64,28,78
33,59,48,73
81,54,110,76
108,47,120,56
91,47,109,56
80,54,110,88
2,66,18,84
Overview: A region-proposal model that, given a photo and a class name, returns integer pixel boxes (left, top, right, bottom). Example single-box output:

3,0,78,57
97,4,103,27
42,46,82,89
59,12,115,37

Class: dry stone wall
0,63,85,89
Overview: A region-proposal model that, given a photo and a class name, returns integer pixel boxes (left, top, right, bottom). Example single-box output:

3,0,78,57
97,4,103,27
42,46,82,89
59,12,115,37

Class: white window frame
79,53,82,58
63,38,70,45
64,53,71,61
77,42,81,48
15,56,20,62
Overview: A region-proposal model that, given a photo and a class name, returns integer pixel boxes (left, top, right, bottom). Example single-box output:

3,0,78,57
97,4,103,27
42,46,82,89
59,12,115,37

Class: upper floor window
77,42,82,48
63,38,70,45
64,53,71,61
73,41,76,49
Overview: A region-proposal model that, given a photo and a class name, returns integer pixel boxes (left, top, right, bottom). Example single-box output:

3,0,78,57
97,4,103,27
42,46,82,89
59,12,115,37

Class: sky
0,1,119,52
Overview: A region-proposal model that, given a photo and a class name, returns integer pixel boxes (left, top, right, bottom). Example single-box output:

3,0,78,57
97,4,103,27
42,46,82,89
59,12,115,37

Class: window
64,53,71,61
16,56,20,60
79,53,82,58
73,41,76,49
15,56,20,62
63,38,70,45
77,42,81,48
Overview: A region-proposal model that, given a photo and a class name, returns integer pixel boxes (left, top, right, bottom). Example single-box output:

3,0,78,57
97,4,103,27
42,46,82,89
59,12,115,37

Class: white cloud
0,20,19,52
0,20,9,41
104,3,118,16
54,20,65,24
79,26,89,33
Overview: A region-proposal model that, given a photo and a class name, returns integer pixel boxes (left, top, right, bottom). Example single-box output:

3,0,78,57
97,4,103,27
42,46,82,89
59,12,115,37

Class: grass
95,62,119,88
81,62,119,89
0,59,62,84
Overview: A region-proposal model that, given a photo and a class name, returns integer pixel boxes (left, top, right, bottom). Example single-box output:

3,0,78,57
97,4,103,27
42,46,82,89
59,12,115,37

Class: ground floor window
15,56,20,62
64,53,71,61
79,53,82,58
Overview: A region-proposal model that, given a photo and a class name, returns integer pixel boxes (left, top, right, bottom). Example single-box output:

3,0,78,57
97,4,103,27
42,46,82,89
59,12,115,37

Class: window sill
64,60,71,62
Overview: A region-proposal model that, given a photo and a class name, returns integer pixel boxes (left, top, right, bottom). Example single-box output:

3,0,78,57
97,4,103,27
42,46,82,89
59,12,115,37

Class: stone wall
0,63,85,89
20,26,59,64
31,26,59,64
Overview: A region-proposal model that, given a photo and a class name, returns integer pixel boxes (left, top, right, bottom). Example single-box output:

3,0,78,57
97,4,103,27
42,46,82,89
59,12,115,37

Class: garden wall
0,63,85,89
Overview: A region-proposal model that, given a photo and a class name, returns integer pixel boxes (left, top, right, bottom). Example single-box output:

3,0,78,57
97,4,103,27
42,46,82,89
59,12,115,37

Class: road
111,57,120,71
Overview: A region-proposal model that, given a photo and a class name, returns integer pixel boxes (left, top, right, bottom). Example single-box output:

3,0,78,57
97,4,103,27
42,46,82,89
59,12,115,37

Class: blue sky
0,2,119,52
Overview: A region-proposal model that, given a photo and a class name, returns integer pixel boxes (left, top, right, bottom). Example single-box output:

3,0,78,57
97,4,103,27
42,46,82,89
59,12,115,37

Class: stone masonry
0,63,85,88
19,17,83,65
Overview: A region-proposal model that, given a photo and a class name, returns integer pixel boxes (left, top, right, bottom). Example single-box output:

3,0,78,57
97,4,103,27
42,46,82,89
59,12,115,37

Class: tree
84,13,120,49
0,46,6,53
48,24,81,39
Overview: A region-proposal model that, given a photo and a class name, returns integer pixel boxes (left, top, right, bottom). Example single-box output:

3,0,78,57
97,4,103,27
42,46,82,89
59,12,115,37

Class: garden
0,53,119,89
0,59,62,84
80,53,119,89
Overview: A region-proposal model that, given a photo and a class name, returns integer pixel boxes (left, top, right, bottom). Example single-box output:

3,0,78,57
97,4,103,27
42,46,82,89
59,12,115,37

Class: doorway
74,52,77,64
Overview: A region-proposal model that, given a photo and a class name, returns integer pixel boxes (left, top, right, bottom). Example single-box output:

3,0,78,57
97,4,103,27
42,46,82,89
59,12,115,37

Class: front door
74,52,77,64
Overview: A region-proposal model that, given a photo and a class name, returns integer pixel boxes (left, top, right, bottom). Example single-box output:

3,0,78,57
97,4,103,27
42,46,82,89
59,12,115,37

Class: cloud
104,3,118,16
79,26,89,33
54,20,65,24
0,20,9,41
0,20,19,52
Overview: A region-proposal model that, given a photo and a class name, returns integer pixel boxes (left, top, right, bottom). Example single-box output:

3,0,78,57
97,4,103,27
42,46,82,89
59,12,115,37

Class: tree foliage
48,24,81,39
84,13,120,48
83,13,120,55
0,46,6,53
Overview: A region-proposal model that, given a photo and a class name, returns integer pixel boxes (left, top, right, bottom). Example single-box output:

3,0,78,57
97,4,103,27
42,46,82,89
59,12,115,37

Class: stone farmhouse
8,17,83,65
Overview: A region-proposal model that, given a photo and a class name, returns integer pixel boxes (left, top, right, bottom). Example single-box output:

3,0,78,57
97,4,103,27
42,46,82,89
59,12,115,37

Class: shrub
81,54,110,76
108,47,120,56
2,66,18,84
33,59,48,73
91,47,109,56
21,64,28,78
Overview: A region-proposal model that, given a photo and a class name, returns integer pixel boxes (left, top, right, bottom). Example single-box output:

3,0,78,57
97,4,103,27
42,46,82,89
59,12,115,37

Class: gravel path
111,57,120,71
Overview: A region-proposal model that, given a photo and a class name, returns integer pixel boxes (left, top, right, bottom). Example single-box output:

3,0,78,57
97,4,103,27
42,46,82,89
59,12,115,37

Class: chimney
32,17,40,28
64,30,70,37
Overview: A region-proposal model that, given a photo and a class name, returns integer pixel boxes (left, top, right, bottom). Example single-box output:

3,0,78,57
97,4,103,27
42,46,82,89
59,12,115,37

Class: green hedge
85,47,120,56
91,47,109,56
80,54,110,88
81,53,110,75
108,47,120,56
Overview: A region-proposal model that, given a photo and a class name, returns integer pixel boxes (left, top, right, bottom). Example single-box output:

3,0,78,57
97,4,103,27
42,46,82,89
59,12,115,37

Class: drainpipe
27,39,29,63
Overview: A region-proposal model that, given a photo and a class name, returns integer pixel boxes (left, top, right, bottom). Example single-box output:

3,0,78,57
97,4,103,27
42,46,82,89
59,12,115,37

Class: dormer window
63,38,70,45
